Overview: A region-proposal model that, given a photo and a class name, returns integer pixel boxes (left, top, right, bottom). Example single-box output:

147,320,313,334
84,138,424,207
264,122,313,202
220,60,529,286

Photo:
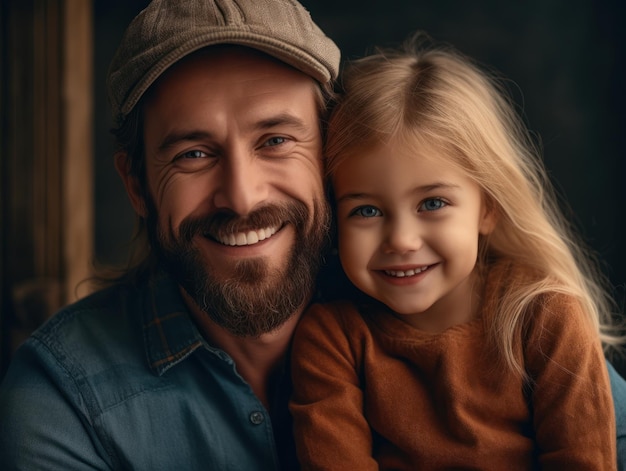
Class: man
0,0,338,469
1,1,625,470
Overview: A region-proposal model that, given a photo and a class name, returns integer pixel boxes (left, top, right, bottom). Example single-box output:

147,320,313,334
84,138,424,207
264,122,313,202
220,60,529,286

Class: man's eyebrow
254,113,309,132
157,131,214,153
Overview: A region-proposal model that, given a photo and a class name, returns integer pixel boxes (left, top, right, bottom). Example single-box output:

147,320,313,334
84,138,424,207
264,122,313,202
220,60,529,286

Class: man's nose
212,150,268,215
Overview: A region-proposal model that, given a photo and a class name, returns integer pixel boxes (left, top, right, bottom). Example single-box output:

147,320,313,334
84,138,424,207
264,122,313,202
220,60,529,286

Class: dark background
93,1,626,315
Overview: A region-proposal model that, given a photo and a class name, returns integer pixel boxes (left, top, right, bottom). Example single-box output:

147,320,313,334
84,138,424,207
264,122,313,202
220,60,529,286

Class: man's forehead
141,51,322,151
145,52,318,112
150,45,317,94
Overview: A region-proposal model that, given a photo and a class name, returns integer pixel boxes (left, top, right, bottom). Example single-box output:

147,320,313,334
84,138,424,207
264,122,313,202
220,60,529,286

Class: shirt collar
141,270,205,376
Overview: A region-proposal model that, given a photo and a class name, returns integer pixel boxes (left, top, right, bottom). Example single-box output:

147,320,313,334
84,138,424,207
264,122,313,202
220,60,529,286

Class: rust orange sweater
290,263,616,470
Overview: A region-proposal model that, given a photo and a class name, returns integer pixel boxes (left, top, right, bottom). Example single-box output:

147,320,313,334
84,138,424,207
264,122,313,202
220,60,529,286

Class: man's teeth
219,227,278,246
385,266,428,277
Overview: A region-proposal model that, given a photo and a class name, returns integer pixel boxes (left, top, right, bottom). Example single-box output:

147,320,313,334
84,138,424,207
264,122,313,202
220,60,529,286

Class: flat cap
107,0,340,124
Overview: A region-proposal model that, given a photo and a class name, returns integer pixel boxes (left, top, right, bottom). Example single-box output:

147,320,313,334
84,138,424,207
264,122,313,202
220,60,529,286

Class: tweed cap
107,0,340,124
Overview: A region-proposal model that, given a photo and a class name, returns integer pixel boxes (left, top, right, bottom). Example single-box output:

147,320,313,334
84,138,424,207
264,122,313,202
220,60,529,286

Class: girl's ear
114,151,147,218
479,197,498,235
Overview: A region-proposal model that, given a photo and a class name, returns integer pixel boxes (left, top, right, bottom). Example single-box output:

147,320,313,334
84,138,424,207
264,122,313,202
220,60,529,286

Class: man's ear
114,151,147,218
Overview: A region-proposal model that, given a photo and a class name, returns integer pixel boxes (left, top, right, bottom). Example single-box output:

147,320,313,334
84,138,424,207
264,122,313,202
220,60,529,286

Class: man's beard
145,198,330,337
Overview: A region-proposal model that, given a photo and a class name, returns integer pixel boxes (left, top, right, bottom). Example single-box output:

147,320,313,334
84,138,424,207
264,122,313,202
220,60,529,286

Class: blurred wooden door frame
0,0,94,375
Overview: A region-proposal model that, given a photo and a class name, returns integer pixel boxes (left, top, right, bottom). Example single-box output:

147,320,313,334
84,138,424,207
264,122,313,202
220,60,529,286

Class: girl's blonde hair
326,33,623,378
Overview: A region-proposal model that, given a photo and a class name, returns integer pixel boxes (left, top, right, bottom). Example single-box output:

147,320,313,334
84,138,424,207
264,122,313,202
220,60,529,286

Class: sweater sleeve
290,302,379,470
524,293,616,470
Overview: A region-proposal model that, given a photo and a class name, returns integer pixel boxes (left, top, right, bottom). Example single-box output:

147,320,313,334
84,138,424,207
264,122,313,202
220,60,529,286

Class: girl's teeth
385,267,427,277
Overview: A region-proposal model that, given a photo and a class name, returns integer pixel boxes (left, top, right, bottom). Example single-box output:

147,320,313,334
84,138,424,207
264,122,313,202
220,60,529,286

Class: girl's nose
381,217,422,255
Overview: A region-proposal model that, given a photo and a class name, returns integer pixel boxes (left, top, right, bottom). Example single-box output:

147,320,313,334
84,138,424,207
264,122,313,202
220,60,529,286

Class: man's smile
210,225,281,246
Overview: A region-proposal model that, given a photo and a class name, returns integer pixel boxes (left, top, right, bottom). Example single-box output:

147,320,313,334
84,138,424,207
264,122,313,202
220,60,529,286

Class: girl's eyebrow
335,182,461,204
415,182,461,192
335,192,370,205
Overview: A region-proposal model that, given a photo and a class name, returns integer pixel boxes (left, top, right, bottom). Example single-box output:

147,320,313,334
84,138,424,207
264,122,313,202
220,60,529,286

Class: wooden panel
0,0,94,373
63,0,94,302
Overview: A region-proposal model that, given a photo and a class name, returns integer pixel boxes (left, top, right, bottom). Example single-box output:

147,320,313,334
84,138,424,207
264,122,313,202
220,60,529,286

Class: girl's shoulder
483,260,581,312
483,259,540,293
304,299,362,320
482,259,590,332
299,300,369,336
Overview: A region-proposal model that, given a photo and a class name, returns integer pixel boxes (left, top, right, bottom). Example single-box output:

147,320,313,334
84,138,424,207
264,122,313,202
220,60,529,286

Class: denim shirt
0,271,297,470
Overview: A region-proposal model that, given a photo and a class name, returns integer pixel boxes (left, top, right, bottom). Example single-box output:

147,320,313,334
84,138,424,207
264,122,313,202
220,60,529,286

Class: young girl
290,34,623,470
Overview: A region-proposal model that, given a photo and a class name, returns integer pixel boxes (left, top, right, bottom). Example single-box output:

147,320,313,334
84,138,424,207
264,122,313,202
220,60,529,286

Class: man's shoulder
20,280,149,379
4,278,171,416
34,281,142,345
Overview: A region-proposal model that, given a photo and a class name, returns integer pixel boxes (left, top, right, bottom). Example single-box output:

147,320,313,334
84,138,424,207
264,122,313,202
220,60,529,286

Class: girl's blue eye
352,206,382,218
420,198,446,211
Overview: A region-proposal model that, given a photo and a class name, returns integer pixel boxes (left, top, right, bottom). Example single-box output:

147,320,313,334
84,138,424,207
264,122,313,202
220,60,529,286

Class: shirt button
249,411,265,425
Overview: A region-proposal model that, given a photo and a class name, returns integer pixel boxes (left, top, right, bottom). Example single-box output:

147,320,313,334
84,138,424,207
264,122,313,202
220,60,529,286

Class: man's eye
179,150,208,159
420,198,447,211
350,206,382,218
263,136,288,147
